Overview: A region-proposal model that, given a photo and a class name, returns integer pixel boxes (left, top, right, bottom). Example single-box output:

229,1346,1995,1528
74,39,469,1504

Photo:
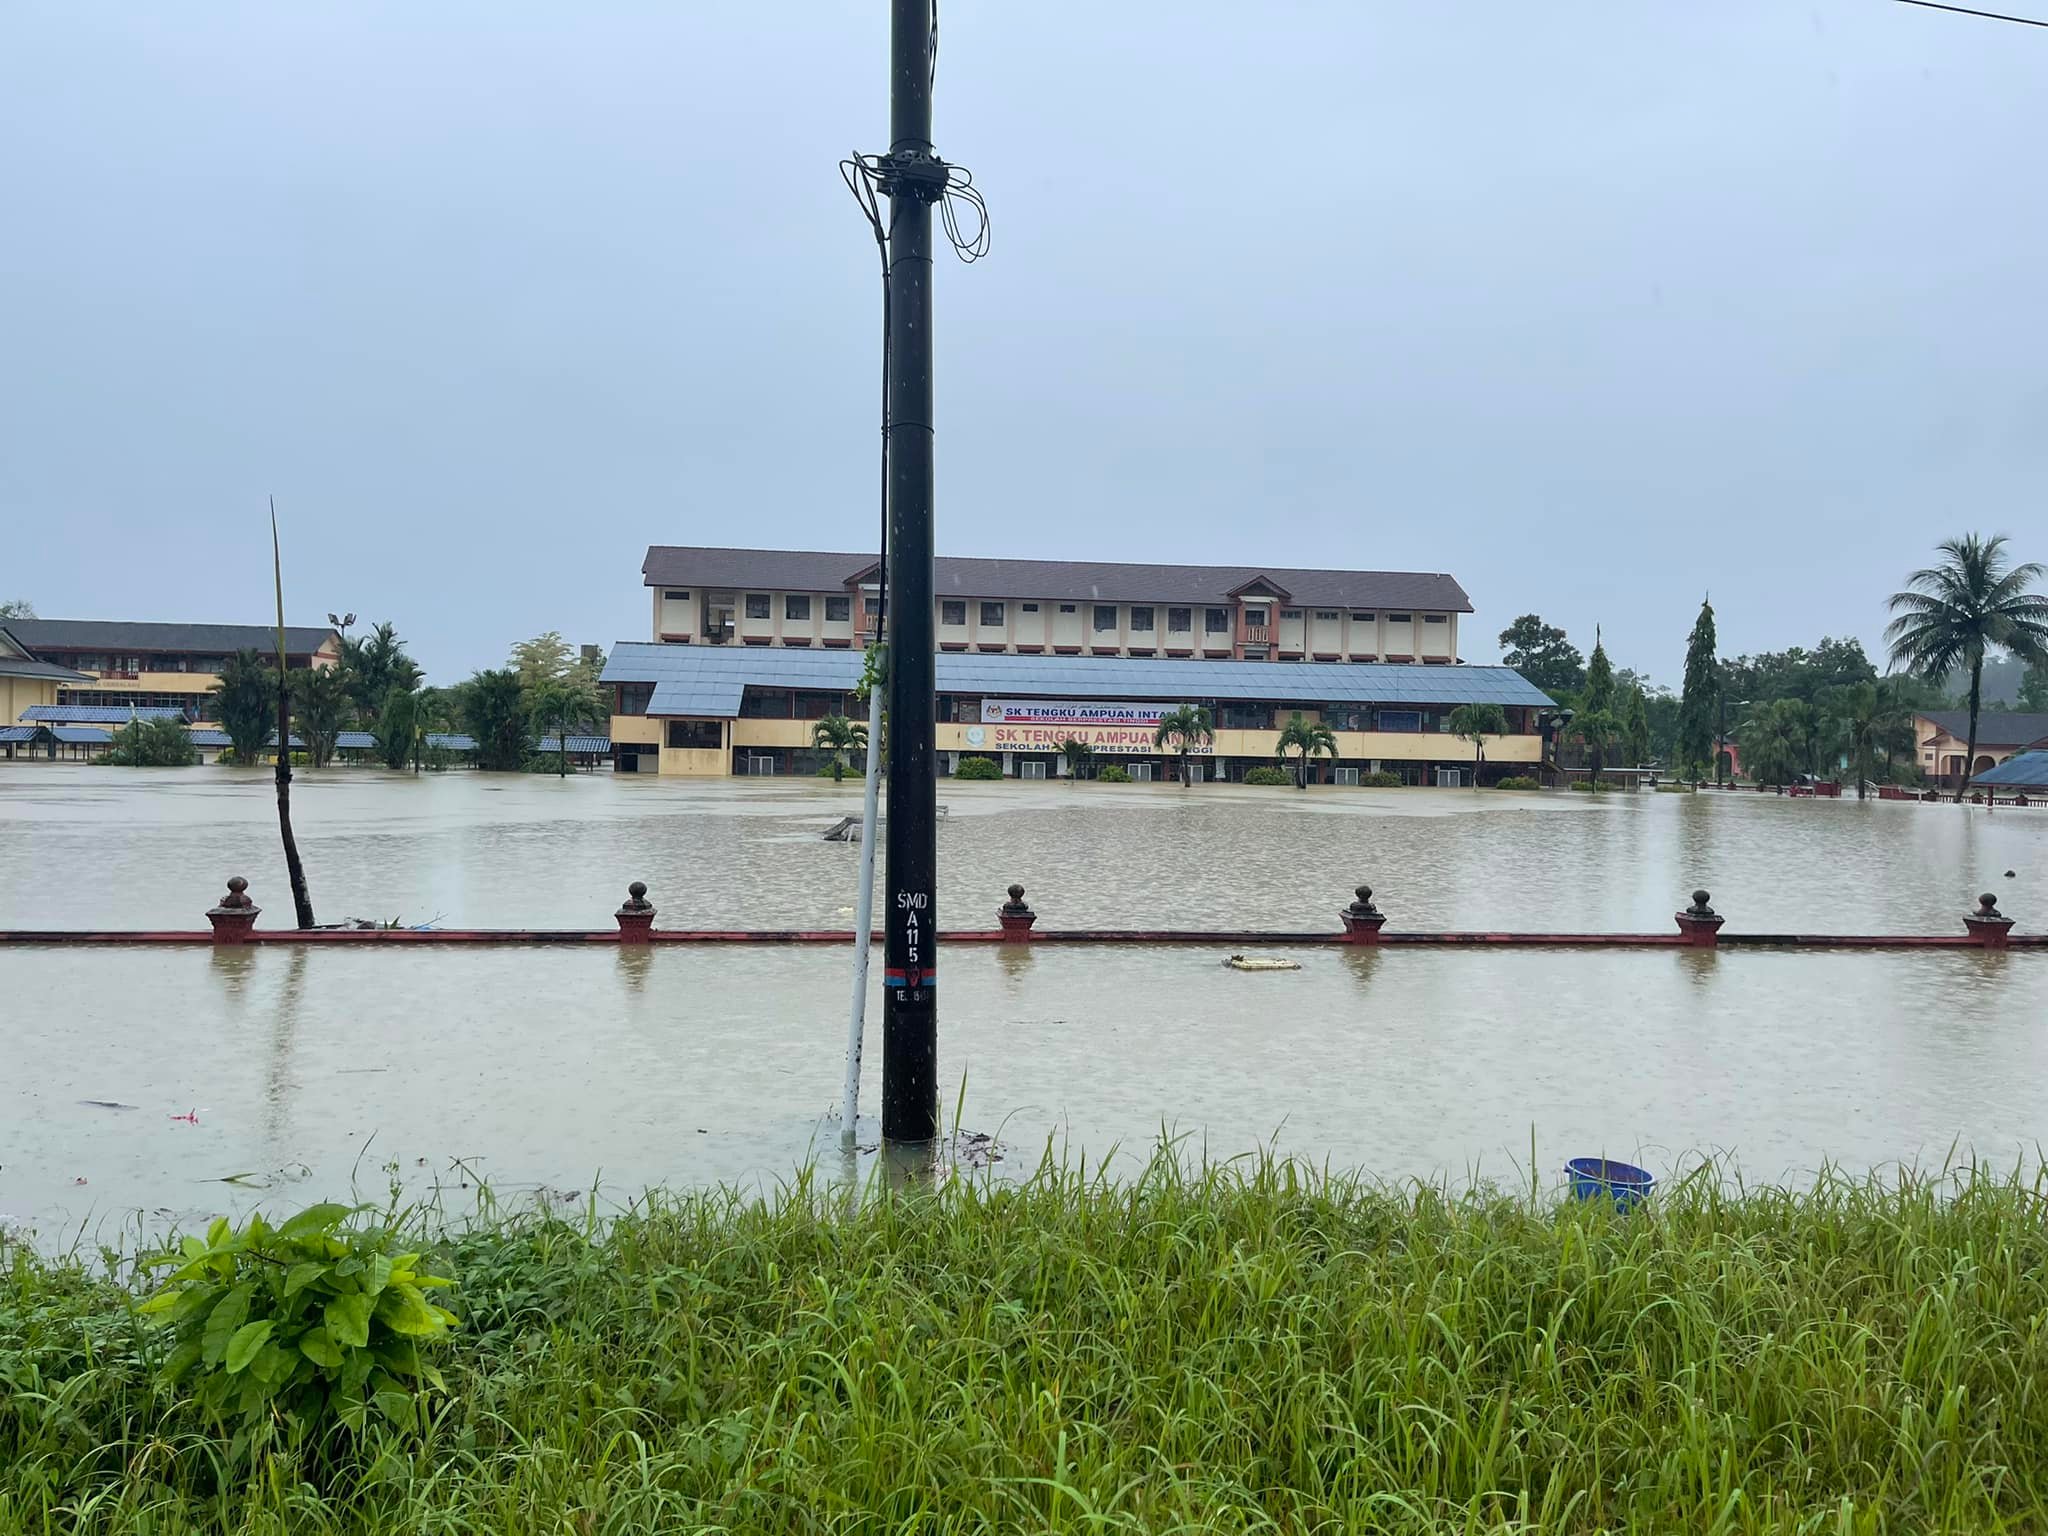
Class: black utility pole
879,0,940,1143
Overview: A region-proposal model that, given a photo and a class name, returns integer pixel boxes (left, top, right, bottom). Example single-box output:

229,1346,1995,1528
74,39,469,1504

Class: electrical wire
1890,0,2048,25
840,155,892,622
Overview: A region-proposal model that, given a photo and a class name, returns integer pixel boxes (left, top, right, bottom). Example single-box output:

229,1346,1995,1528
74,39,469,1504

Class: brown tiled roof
1918,710,2048,749
642,547,1472,613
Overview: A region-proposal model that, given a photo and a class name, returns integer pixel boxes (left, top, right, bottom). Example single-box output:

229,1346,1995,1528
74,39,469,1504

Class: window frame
940,599,967,627
1129,606,1155,633
979,600,1006,628
784,594,812,622
825,595,851,623
744,594,771,620
1092,605,1119,633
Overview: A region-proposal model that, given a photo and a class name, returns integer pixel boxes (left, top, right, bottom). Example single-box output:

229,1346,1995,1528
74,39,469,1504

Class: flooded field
3,768,2045,1237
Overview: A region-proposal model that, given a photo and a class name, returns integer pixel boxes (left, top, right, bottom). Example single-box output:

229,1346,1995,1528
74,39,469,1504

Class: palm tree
1445,702,1507,788
1831,682,1912,798
1057,737,1095,782
290,665,352,767
1151,705,1215,787
811,714,868,783
1274,711,1338,788
1740,699,1808,787
1574,708,1619,792
1886,534,2048,802
213,649,275,767
338,622,423,720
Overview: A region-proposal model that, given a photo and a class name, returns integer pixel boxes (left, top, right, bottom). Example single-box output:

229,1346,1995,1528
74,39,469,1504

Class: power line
1891,0,2048,28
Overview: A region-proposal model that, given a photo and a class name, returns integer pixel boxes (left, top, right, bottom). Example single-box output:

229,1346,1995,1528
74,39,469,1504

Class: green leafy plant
953,755,1001,780
139,1203,456,1443
1359,770,1403,787
1494,775,1539,790
1150,704,1215,787
1097,764,1132,783
811,714,868,783
1242,765,1292,785
101,717,200,766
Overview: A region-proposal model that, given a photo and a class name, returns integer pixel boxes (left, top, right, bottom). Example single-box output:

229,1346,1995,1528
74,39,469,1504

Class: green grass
6,1151,2048,1532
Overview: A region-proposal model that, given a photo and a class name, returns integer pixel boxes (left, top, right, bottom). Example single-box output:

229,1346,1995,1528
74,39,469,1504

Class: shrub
1359,770,1403,787
953,756,1002,780
1242,766,1292,786
101,717,199,767
1494,775,1539,791
138,1202,457,1443
1097,764,1132,783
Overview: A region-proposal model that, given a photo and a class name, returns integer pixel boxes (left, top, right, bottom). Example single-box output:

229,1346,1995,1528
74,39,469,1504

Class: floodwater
3,767,2045,1239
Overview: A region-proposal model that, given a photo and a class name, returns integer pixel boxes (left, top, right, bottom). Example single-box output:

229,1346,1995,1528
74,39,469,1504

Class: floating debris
1224,954,1302,972
80,1099,138,1111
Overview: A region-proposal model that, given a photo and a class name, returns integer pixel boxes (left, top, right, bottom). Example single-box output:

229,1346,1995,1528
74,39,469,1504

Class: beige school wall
609,713,1543,776
2,675,64,723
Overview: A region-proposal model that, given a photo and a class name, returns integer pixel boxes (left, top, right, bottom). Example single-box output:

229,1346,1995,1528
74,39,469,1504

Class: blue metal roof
188,730,231,747
22,704,188,723
336,730,378,750
0,725,40,743
601,642,1552,718
426,732,477,752
52,726,112,744
538,734,612,753
1972,751,2048,788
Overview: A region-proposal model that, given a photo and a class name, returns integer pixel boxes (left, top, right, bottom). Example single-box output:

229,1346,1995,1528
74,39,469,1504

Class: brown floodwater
2,767,2044,1239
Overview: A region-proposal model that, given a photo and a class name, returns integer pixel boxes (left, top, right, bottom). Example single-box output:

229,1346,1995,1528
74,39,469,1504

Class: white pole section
840,679,885,1140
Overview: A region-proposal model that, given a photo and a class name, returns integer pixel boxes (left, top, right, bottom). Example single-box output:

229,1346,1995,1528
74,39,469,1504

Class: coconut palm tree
1886,534,2048,802
1739,699,1810,787
1057,737,1094,782
1151,705,1214,787
1274,711,1338,788
1445,702,1508,788
811,714,868,783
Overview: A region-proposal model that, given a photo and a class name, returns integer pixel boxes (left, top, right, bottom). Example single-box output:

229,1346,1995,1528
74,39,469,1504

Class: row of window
665,589,1448,636
617,685,1528,736
43,655,246,674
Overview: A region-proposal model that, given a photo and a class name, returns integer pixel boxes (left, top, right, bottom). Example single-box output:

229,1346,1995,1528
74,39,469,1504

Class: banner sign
963,700,1210,756
980,699,1177,727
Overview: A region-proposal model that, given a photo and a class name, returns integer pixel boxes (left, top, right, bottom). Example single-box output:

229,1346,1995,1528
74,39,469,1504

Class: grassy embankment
4,1152,2046,1533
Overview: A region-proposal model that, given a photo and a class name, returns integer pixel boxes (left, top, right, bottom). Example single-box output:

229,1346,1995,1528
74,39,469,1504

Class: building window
1130,606,1154,632
740,688,794,718
1315,610,1339,621
666,719,720,749
941,600,967,627
745,594,771,620
1167,607,1192,632
825,596,851,623
1059,603,1077,613
1243,607,1269,627
1281,608,1302,620
618,683,654,716
1424,614,1447,624
1021,602,1039,613
1324,704,1369,732
864,596,881,616
1377,709,1422,732
1351,612,1374,623
979,601,1005,627
795,690,845,719
664,590,689,601
785,595,811,622
1093,605,1118,632
1218,703,1271,730
1387,612,1412,624
1205,608,1230,634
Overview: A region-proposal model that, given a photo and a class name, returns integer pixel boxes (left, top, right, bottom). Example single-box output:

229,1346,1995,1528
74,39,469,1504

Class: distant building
1914,711,2048,792
0,626,91,726
640,546,1472,664
602,643,1551,781
2,619,342,722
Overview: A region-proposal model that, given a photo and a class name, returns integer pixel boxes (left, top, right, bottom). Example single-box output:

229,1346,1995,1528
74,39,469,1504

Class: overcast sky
3,1,2043,685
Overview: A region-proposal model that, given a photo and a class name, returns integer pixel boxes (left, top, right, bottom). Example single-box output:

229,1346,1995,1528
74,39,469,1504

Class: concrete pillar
616,881,657,943
206,876,261,943
1674,890,1725,947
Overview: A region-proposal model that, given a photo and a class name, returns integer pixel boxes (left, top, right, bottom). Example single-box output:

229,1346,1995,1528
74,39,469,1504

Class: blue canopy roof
336,730,378,750
1972,751,2048,788
601,642,1552,719
0,725,40,743
538,735,612,753
22,704,188,723
52,726,112,744
426,733,477,752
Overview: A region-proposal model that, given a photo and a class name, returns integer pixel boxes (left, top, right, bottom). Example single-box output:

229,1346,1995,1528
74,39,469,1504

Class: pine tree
1676,597,1719,782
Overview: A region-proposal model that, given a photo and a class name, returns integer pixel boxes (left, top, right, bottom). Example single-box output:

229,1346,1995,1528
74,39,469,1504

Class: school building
1,618,343,722
602,643,1551,782
639,546,1471,665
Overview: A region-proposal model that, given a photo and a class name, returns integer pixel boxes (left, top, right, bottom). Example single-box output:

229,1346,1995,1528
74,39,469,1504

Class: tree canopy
1497,615,1585,696
213,650,276,766
1675,599,1718,779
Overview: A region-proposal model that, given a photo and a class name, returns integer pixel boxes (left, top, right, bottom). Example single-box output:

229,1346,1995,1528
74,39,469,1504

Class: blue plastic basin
1565,1157,1655,1212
